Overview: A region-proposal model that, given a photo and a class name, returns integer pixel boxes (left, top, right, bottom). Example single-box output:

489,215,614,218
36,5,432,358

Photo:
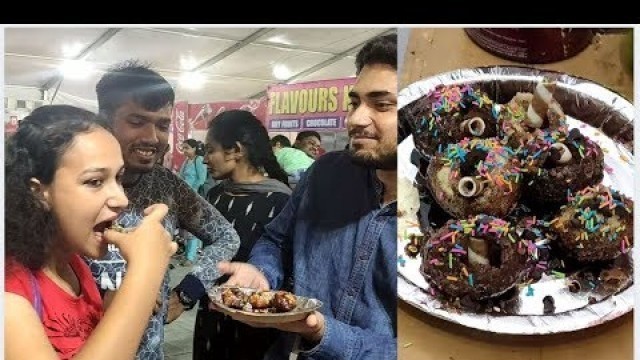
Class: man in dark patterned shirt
85,60,240,360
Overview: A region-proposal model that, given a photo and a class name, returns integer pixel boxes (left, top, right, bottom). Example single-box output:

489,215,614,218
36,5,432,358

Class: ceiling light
272,64,292,80
62,43,84,58
179,71,205,90
180,55,199,71
266,35,292,45
59,59,95,80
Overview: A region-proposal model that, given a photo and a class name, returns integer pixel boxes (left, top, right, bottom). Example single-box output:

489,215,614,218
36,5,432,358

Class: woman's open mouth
92,220,115,242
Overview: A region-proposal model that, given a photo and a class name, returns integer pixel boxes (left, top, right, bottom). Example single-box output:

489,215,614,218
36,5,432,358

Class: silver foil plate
397,66,634,334
208,286,323,324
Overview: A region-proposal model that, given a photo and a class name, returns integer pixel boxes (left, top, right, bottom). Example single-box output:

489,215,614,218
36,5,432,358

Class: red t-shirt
5,254,104,359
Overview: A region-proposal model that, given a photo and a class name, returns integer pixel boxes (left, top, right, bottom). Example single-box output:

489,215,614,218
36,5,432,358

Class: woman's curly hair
5,105,110,270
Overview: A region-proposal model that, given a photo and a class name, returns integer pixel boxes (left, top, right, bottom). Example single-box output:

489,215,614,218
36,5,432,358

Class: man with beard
85,60,240,360
217,34,397,360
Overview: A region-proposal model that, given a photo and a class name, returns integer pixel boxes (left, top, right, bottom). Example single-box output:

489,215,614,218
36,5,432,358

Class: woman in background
192,110,291,360
179,139,207,192
178,139,208,266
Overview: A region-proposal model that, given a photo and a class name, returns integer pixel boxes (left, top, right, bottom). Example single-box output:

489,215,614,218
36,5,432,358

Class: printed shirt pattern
85,165,240,360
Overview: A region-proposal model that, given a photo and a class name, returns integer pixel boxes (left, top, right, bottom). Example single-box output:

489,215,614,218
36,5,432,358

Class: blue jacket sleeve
248,170,309,290
300,316,397,360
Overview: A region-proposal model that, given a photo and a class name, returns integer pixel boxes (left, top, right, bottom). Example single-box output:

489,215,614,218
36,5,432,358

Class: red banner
266,78,355,131
170,101,189,173
169,99,268,172
189,98,268,130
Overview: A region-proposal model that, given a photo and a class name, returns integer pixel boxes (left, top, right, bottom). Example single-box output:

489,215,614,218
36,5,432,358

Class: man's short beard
348,148,397,170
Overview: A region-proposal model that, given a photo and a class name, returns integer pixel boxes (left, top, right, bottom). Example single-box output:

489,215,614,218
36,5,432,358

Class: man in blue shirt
218,33,398,360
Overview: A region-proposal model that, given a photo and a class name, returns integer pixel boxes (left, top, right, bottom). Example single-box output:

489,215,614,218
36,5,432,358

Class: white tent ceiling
5,27,395,105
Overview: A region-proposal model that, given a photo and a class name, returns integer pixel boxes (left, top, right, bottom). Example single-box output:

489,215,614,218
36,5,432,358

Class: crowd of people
5,33,398,360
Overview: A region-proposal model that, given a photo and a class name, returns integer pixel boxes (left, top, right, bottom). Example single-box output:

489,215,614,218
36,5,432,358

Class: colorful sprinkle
526,285,534,296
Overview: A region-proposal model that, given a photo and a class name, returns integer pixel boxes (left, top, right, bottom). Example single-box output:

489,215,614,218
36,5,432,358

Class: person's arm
171,177,240,309
235,308,396,360
5,205,176,360
299,314,397,360
195,156,207,188
5,294,67,359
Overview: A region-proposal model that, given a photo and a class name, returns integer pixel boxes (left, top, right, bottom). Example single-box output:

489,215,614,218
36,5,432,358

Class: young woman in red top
5,105,177,360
